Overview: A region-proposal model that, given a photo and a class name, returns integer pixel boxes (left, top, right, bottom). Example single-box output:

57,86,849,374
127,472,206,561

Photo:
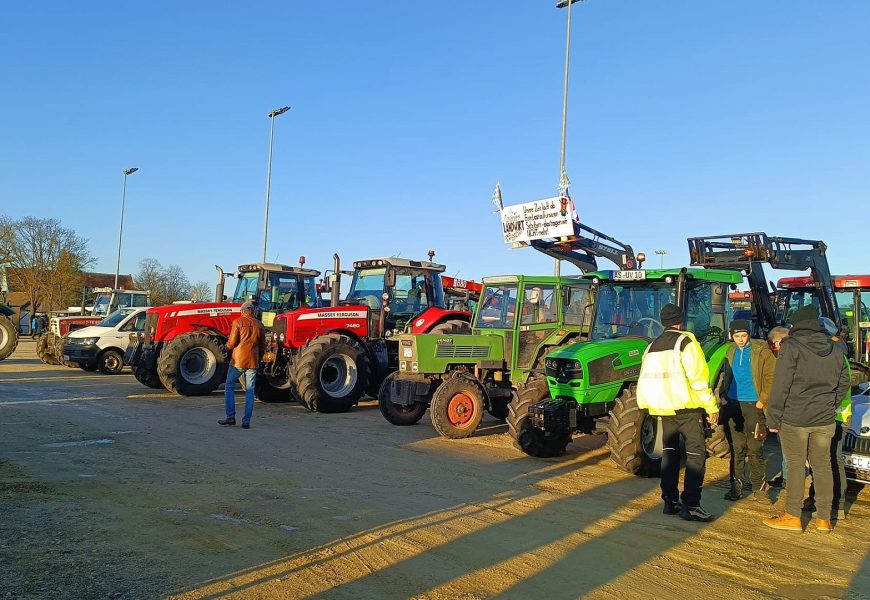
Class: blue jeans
225,365,256,424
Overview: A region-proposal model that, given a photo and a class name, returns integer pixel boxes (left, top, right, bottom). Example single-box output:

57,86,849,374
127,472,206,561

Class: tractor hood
146,302,242,318
547,337,650,363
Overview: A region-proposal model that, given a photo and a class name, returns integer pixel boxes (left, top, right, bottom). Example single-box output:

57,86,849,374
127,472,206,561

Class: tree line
1,215,212,313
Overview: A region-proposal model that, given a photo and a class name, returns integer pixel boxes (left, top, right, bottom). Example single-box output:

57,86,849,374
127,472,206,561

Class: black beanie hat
660,303,682,327
791,305,819,325
729,319,751,335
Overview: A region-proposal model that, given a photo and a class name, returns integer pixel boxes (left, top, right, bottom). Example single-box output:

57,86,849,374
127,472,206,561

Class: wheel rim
641,414,662,460
319,354,357,398
103,353,121,372
179,347,217,384
446,392,477,428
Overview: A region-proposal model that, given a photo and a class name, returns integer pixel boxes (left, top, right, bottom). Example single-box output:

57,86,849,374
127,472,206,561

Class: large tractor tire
256,374,295,403
507,378,570,458
37,334,61,365
157,332,228,396
606,386,662,477
0,315,19,361
80,363,98,372
378,372,428,426
97,349,125,375
428,319,472,335
293,334,370,413
429,374,486,439
706,424,731,459
133,363,165,389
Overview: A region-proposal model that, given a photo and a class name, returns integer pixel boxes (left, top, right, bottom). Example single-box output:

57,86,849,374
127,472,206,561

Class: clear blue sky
2,1,868,289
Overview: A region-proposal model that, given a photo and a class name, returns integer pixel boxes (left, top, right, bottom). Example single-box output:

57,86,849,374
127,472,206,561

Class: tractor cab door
256,271,321,328
685,281,728,359
514,283,559,370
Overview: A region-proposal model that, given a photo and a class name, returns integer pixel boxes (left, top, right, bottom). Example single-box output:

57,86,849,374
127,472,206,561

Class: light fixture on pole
654,249,668,269
114,167,139,291
262,105,291,263
553,0,585,277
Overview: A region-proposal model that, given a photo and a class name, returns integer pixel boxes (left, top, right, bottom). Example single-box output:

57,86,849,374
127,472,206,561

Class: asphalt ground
2,338,870,600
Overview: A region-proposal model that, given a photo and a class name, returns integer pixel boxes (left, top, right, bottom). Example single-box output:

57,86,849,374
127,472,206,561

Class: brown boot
815,518,833,534
763,513,803,532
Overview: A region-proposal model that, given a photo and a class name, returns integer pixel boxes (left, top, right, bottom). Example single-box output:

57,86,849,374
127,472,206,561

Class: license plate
844,453,870,471
614,270,646,281
403,348,413,358
63,355,70,361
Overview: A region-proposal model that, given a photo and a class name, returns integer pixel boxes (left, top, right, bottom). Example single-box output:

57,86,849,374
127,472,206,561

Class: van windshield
96,308,136,328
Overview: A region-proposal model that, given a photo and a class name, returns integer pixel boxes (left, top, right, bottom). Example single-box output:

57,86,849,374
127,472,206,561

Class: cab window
521,286,557,325
120,312,147,332
564,286,592,326
476,285,518,329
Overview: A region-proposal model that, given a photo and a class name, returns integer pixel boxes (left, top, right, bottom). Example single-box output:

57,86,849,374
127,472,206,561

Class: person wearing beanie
764,308,850,534
219,301,265,429
720,319,776,504
637,303,719,522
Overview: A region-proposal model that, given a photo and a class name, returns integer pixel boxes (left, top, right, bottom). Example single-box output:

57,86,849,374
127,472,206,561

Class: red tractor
259,254,480,412
125,261,323,394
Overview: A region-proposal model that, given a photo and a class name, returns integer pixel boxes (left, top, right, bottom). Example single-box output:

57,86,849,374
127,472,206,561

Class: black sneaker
663,500,682,515
723,480,743,502
767,476,785,489
802,498,816,513
218,418,236,426
679,505,714,522
242,422,250,429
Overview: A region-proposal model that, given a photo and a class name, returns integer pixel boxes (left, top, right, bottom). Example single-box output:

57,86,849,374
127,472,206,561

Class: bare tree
0,216,92,314
160,264,191,304
135,258,164,300
189,280,213,303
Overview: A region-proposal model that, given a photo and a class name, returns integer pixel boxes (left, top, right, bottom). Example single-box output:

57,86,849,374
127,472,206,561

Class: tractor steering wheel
634,317,664,338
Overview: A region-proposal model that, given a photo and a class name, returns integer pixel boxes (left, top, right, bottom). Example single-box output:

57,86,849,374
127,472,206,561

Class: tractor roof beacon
379,218,640,439
522,231,844,477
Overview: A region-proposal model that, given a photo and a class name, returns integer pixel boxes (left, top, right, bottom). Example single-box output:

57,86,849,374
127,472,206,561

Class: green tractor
515,233,843,476
0,265,19,361
379,219,640,438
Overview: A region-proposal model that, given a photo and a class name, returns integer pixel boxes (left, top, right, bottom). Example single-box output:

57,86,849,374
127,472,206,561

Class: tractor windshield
347,267,444,313
780,289,822,325
232,272,322,310
591,282,676,340
475,284,519,329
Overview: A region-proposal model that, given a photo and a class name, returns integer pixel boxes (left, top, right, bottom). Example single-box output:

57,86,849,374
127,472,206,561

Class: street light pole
263,105,291,263
654,249,668,269
554,0,584,278
114,167,139,291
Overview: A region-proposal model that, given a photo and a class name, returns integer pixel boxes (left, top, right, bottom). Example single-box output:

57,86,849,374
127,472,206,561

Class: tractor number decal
436,338,454,345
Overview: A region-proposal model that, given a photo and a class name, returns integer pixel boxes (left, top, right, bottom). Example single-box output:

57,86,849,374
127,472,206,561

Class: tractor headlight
412,362,418,373
279,333,285,342
400,361,407,371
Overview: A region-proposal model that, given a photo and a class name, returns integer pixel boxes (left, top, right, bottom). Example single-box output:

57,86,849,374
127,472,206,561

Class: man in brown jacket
720,319,776,503
219,301,265,429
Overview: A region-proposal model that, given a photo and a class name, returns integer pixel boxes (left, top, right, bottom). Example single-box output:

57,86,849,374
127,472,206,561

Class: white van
63,307,149,375
844,382,870,484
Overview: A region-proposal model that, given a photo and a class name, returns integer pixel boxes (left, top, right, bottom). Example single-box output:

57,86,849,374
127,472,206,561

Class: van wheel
98,349,125,375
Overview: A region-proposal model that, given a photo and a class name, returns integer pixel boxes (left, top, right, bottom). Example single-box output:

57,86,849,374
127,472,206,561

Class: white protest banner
501,197,574,244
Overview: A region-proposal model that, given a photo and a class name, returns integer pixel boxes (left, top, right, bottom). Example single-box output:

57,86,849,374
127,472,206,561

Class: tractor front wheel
507,379,569,457
606,386,662,477
378,372,428,426
157,333,228,396
37,333,61,365
0,315,20,361
256,374,295,403
133,363,164,389
706,424,730,459
429,374,485,439
293,334,370,413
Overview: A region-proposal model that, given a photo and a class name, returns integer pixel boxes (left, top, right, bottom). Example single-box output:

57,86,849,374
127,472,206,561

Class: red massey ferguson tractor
124,261,324,394
259,254,481,412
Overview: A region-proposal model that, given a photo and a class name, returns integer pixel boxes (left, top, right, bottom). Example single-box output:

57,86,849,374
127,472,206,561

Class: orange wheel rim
446,392,476,427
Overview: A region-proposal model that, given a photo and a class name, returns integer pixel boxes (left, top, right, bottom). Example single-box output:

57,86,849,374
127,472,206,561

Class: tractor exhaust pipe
331,254,341,307
215,265,225,303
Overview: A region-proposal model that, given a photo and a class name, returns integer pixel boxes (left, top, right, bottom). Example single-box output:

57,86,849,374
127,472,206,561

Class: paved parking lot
2,339,870,599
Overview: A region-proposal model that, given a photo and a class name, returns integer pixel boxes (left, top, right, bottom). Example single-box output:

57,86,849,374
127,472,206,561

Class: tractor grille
844,432,870,455
435,345,490,359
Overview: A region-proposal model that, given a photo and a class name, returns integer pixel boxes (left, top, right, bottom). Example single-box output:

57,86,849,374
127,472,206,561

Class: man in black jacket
763,306,851,534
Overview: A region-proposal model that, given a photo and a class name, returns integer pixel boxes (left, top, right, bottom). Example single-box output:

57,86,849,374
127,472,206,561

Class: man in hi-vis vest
637,303,719,522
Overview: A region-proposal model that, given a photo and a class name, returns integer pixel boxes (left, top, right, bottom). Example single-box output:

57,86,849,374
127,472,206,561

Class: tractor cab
91,288,151,317
219,262,324,328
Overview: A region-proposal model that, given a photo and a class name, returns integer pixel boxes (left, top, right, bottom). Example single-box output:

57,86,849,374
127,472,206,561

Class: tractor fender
410,308,471,334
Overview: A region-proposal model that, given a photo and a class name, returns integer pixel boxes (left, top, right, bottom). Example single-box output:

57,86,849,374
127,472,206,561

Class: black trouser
660,410,707,508
807,421,847,514
722,400,767,491
780,422,836,517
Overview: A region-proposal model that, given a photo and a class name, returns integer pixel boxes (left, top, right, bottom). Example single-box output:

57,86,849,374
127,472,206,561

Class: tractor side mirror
528,288,541,305
384,268,396,289
712,285,727,308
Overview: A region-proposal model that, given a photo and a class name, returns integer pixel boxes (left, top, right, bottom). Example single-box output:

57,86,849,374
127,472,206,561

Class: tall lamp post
554,0,585,277
114,167,139,291
654,249,668,269
262,105,291,263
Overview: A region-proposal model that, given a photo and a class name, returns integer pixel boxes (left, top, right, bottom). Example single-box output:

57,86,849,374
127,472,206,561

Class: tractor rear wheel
79,363,98,372
133,363,164,389
256,374,295,403
293,334,370,413
378,372,428,426
157,333,228,396
37,333,61,365
429,319,472,335
429,374,485,439
0,315,19,361
706,424,730,459
606,386,662,477
507,378,569,457
98,349,124,375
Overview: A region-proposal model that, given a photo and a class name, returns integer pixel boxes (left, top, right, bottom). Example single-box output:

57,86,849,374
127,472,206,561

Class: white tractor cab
63,307,150,375
845,381,870,485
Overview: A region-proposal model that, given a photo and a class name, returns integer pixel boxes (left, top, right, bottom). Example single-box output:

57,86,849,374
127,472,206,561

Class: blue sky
1,1,868,289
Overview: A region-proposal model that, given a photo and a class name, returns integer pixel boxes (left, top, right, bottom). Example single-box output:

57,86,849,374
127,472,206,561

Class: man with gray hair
219,301,265,429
